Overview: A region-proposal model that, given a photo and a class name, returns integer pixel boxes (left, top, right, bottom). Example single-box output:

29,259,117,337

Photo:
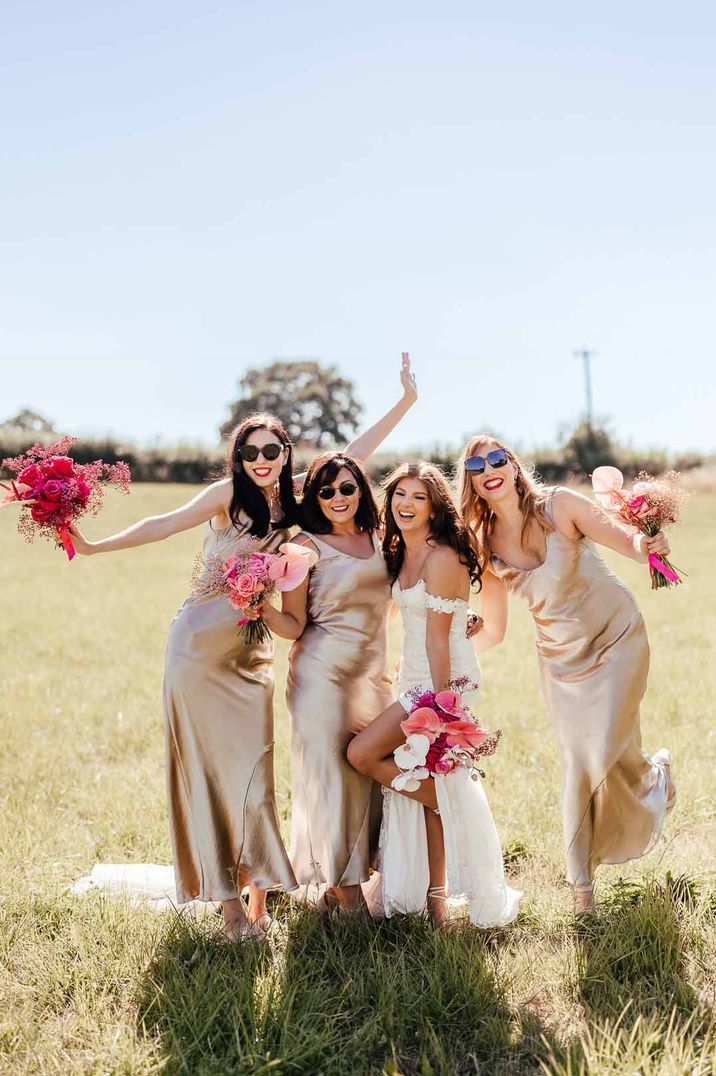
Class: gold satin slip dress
164,512,297,904
287,531,393,890
489,488,671,887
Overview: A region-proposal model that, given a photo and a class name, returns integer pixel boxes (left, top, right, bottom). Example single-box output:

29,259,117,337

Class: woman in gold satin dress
264,453,393,913
69,355,418,939
457,436,676,913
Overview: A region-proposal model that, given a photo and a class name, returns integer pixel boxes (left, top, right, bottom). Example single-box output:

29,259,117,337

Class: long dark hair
298,452,380,535
225,413,299,538
381,462,481,589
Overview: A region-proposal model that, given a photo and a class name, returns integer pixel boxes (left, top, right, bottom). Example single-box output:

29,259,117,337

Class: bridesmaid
70,416,301,939
263,453,393,913
67,355,417,940
457,435,676,913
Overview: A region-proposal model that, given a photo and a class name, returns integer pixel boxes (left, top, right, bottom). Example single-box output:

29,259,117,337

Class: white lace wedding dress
377,579,521,927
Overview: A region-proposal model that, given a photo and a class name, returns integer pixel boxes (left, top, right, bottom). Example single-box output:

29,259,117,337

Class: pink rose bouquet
192,541,318,644
391,678,502,792
591,466,688,590
1,437,131,560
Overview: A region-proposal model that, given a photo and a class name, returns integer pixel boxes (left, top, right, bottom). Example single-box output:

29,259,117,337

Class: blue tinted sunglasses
464,448,509,475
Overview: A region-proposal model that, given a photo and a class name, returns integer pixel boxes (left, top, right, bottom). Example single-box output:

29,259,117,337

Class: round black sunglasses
237,442,285,462
318,481,359,501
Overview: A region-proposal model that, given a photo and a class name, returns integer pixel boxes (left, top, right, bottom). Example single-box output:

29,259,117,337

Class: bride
348,463,520,928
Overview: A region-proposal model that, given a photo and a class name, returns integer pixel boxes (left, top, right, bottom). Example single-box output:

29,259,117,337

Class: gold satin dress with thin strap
489,488,671,886
164,512,297,903
287,531,393,889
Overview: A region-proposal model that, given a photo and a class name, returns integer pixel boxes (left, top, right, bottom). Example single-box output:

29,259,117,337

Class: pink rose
248,553,271,577
233,572,261,599
75,478,91,502
43,479,63,501
434,756,456,775
45,456,76,479
18,463,42,488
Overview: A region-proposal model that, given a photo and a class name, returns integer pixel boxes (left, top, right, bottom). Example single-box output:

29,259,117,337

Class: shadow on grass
137,898,562,1075
541,875,714,1073
574,875,700,1020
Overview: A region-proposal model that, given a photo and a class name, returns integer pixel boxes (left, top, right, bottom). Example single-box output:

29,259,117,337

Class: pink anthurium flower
591,466,626,509
434,690,463,715
444,721,488,750
400,706,442,742
269,541,319,591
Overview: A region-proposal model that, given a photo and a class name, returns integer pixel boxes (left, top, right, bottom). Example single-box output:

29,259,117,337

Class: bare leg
349,701,450,927
424,807,449,927
222,875,270,940
347,701,438,811
331,884,363,911
246,884,269,924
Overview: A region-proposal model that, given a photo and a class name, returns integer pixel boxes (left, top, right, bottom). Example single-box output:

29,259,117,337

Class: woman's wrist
632,533,648,563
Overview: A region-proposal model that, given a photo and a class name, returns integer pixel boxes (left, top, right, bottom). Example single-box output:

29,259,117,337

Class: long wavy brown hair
225,412,299,537
382,462,481,588
456,434,553,567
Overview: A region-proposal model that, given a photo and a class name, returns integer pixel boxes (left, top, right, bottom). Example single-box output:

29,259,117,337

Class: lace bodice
391,579,481,703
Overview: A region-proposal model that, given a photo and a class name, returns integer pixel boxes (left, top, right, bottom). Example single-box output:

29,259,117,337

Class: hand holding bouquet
592,466,687,589
391,680,501,792
193,541,318,644
1,437,131,560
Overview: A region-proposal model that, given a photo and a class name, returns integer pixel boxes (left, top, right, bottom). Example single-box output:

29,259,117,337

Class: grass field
1,484,715,1075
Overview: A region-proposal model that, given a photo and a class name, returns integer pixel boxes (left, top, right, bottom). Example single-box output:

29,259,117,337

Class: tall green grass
1,486,714,1074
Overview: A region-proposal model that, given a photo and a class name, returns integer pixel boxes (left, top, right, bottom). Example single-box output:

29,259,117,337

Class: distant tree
220,360,363,447
0,408,56,436
560,418,619,477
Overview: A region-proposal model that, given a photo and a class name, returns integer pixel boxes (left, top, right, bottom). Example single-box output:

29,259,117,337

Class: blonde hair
456,435,553,568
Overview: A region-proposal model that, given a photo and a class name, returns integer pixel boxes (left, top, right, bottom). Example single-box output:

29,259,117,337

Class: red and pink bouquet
391,679,501,792
591,466,688,590
1,437,131,560
193,541,318,644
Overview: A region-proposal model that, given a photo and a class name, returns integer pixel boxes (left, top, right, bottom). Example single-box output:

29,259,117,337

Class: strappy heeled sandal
427,885,452,929
573,883,595,916
222,916,267,944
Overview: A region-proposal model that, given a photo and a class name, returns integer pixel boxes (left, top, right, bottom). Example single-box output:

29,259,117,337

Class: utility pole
573,348,595,427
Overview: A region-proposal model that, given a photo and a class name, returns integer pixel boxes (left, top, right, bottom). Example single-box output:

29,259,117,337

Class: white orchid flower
391,767,429,792
393,733,430,770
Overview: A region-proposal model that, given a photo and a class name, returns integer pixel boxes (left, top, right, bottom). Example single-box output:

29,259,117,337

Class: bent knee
347,735,371,774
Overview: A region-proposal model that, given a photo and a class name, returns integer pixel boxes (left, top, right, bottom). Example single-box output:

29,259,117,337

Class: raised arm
343,352,418,461
472,570,508,654
423,549,468,693
553,488,670,562
68,478,233,555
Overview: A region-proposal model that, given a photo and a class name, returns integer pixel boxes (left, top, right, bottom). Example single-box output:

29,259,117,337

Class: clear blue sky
1,1,714,453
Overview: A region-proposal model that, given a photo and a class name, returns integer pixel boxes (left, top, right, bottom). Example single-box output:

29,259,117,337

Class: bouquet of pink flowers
1,437,131,560
591,466,688,590
193,541,318,644
391,679,502,792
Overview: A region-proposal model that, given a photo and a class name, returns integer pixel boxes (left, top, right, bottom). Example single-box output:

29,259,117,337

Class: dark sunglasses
318,481,359,501
237,442,285,462
464,448,509,475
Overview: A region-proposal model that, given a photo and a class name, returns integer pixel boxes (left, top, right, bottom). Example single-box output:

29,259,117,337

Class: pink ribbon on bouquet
57,525,76,560
648,553,679,583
